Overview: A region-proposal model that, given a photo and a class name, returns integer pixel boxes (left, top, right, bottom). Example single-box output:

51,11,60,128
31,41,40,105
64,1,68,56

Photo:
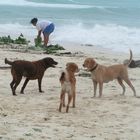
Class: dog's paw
91,96,96,98
72,105,75,108
39,90,44,93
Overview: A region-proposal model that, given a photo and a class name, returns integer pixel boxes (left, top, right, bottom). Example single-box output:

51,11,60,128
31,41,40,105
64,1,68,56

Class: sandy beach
0,44,140,140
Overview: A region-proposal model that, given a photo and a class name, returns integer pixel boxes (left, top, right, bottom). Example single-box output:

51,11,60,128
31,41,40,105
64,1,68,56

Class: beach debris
43,44,65,54
34,37,65,53
44,117,50,121
78,71,91,77
0,34,30,45
32,128,42,132
24,133,33,136
124,59,140,68
0,107,8,117
55,51,85,57
81,44,94,47
0,37,85,56
34,37,66,54
15,33,30,45
34,37,42,47
18,138,25,140
0,66,11,69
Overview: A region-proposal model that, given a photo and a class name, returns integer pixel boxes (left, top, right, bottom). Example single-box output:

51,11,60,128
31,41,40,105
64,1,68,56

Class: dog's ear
88,59,96,68
74,64,79,72
91,59,96,65
83,58,96,69
66,62,73,69
66,63,79,72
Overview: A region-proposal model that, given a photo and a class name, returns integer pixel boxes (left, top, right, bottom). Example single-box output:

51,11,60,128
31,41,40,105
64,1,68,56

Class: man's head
30,18,38,26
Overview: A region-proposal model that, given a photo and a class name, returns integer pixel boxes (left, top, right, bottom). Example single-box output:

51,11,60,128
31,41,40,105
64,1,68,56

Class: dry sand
0,44,140,140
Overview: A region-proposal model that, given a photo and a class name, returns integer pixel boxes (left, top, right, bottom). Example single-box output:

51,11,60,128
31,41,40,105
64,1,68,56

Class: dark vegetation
0,34,30,45
0,35,65,54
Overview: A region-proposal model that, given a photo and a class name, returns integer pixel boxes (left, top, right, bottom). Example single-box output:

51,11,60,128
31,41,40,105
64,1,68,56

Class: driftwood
0,66,11,69
130,60,140,68
124,59,140,68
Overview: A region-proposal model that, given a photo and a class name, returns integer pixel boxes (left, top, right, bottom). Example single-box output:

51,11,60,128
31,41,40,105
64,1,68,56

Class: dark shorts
43,23,55,36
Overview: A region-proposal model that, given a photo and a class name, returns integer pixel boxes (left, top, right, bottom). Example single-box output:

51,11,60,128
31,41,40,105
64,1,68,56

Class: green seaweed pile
0,34,30,45
34,37,65,54
34,37,42,47
0,34,65,54
45,44,65,54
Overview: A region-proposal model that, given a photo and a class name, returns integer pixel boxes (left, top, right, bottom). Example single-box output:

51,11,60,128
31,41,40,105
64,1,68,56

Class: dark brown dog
59,62,79,113
5,57,58,96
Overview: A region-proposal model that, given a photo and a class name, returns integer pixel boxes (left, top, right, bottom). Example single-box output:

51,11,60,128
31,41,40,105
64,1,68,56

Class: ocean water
0,0,140,53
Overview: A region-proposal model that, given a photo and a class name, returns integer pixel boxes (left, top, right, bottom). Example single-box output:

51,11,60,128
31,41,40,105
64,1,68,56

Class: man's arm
37,30,42,38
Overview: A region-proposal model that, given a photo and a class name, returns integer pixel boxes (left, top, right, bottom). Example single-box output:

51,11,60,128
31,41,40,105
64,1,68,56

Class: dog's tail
59,72,65,82
5,58,13,65
124,49,133,66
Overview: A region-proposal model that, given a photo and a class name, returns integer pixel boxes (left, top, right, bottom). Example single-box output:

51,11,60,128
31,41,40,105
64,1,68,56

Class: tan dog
59,62,79,113
83,50,136,97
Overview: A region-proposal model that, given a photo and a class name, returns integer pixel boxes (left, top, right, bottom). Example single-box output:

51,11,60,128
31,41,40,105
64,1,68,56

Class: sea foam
0,23,140,54
0,0,92,9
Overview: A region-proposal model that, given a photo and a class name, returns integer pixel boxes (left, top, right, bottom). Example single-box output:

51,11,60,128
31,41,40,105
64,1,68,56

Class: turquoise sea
0,0,140,53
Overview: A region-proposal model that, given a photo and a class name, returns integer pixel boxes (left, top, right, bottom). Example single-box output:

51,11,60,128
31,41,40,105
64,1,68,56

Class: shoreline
0,29,140,56
54,41,140,60
0,42,139,67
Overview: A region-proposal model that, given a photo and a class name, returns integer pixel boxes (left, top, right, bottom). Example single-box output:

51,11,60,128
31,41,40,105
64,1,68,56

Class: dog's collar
89,64,98,72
